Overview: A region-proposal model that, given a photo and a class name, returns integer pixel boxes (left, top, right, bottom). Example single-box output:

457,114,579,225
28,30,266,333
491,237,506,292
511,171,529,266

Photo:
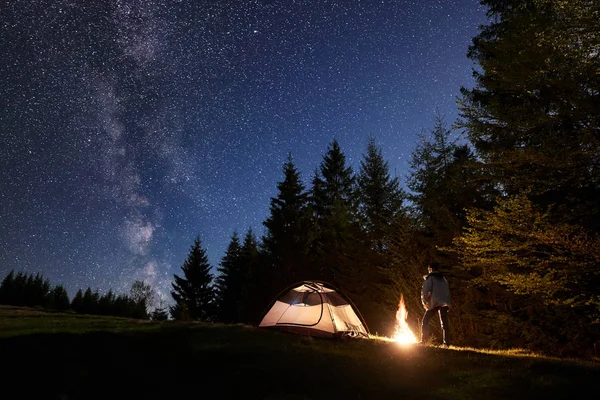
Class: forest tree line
0,270,168,321
169,0,600,358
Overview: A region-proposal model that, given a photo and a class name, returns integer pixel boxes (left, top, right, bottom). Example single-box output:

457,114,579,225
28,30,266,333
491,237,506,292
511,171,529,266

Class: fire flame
393,294,418,345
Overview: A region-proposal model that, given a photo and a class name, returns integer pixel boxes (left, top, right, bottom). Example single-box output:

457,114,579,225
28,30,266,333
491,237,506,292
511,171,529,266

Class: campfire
393,294,418,344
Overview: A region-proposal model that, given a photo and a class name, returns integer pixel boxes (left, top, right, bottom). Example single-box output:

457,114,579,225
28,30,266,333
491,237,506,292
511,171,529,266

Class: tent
258,280,370,338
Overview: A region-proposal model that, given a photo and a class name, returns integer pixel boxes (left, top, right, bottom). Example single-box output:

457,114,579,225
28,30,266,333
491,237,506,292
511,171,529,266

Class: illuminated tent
258,281,370,338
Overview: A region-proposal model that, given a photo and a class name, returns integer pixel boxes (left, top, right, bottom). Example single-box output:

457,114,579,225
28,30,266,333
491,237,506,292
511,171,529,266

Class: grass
1,305,597,400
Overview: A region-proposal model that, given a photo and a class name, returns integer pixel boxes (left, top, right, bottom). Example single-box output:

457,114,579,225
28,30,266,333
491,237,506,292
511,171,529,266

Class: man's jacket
421,271,452,310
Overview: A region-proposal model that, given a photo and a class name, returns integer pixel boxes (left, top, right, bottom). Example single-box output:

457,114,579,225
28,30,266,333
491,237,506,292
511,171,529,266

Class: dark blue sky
0,0,488,304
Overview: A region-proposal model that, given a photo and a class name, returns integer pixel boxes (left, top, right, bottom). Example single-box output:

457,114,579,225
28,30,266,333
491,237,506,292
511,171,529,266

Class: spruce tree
81,287,99,315
407,113,494,252
12,272,27,306
98,289,116,315
238,228,265,324
27,273,51,308
151,306,169,321
0,270,16,305
355,137,408,335
170,235,215,321
71,289,84,313
459,0,600,231
214,231,243,323
151,299,169,321
263,154,312,287
311,139,359,286
50,285,70,311
312,139,356,220
357,137,405,253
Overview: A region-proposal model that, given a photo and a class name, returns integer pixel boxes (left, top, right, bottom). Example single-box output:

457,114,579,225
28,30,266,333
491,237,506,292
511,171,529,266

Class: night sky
0,0,487,305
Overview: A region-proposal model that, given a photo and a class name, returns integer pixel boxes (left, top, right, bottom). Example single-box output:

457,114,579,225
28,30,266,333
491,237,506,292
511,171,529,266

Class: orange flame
393,294,418,344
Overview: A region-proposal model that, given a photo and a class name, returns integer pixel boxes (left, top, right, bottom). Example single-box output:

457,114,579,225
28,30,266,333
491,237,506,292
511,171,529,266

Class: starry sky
0,0,488,305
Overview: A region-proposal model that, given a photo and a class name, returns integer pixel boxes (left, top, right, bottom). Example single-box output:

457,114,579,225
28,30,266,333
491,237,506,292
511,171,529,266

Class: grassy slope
0,305,597,400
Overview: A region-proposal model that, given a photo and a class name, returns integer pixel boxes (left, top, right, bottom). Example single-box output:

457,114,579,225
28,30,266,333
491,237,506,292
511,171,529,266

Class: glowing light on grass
393,294,418,345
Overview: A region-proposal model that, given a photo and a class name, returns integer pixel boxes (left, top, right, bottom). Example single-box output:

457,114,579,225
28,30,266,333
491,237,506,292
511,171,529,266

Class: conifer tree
151,299,169,321
71,289,84,313
113,294,137,318
357,137,406,253
312,139,356,220
459,0,600,231
12,271,27,306
98,289,116,315
354,137,408,335
263,154,313,287
170,235,215,321
49,285,70,311
214,231,244,323
311,139,359,286
81,287,99,314
238,228,266,324
407,113,494,252
0,270,16,305
26,273,51,308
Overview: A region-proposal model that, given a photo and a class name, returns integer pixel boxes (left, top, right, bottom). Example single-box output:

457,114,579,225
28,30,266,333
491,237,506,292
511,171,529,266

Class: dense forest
1,0,598,358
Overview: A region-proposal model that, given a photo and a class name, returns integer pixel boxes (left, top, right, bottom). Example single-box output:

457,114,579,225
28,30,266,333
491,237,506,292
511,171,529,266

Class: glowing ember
393,294,418,344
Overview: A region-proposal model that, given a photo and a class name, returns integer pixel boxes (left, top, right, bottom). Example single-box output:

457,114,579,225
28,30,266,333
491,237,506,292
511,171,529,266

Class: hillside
0,305,597,399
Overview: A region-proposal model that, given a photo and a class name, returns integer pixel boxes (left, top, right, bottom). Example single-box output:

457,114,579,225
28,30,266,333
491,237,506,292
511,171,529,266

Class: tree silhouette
0,270,16,305
71,289,84,313
357,136,405,253
214,231,243,323
49,285,70,311
263,154,313,287
310,139,359,287
170,235,215,321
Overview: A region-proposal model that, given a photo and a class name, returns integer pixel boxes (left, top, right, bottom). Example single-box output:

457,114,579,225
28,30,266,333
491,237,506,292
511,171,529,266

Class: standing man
420,262,452,347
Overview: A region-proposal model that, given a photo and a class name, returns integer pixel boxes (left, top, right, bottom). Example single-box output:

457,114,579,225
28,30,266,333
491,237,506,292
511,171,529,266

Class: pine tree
0,270,16,305
238,228,266,324
357,137,406,253
311,139,359,286
263,154,313,286
98,289,116,315
113,294,137,318
81,287,99,314
26,273,51,308
170,235,215,321
71,289,84,313
458,0,600,231
407,113,495,252
312,139,356,220
151,299,169,321
12,271,27,306
151,306,169,321
214,231,243,323
354,137,408,335
49,285,70,311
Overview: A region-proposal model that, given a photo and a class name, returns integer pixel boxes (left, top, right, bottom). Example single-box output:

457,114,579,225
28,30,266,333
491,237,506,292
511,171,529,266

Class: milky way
0,0,487,305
